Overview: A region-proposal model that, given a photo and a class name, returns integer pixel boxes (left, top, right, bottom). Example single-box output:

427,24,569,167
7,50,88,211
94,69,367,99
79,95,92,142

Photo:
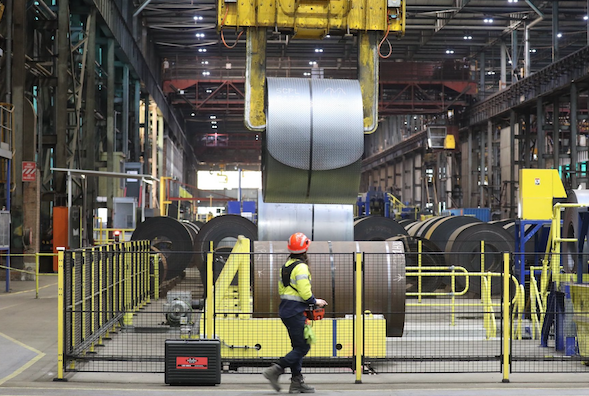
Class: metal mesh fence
59,244,589,376
510,252,589,373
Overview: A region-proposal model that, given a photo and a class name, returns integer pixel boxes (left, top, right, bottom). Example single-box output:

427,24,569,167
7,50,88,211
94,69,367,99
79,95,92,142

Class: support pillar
133,81,141,162
467,128,473,207
511,30,518,83
479,52,485,99
487,120,493,210
106,38,115,227
571,83,578,187
553,97,560,171
510,111,517,218
84,9,97,244
122,65,130,158
537,98,546,169
56,0,69,195
553,1,560,62
524,112,531,168
500,42,507,89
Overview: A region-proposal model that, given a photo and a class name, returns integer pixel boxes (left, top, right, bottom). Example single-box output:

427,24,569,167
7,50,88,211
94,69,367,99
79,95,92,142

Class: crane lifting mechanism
197,1,408,367
217,0,406,133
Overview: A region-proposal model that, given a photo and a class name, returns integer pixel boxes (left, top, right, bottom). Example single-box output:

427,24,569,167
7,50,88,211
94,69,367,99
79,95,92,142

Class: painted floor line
0,332,46,386
0,282,57,297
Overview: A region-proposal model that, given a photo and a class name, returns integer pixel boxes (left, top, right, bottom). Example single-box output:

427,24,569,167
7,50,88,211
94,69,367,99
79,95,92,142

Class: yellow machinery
217,0,405,133
199,237,386,359
518,169,567,220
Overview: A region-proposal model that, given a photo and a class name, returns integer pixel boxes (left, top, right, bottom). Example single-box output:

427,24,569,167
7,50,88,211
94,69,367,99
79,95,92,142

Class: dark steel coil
388,235,444,292
131,216,195,280
353,216,408,241
253,241,406,337
562,189,589,273
445,223,514,295
194,214,258,283
406,216,442,238
420,216,482,252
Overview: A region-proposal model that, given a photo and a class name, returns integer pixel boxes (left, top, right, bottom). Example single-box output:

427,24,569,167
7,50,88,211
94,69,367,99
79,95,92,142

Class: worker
162,57,169,75
262,232,327,394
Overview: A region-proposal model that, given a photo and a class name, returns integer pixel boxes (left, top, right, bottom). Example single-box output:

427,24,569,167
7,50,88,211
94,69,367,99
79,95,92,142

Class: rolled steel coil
194,214,258,282
562,189,589,273
131,216,195,280
398,219,418,229
445,223,514,295
406,216,442,238
388,235,444,292
489,219,515,228
263,78,364,204
354,216,408,241
253,241,406,337
419,216,482,252
501,221,537,266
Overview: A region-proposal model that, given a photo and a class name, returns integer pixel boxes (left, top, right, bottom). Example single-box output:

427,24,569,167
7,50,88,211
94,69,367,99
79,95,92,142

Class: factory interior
2,0,589,394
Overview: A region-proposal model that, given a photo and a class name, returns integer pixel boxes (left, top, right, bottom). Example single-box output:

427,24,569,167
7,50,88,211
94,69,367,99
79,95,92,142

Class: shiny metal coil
252,241,406,337
263,78,364,204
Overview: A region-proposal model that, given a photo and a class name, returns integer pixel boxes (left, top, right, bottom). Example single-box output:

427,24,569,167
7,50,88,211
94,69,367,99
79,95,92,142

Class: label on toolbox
176,357,208,369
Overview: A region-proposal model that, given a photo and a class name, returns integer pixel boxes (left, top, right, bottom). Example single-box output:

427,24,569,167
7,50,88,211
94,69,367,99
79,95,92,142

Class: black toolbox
164,339,221,385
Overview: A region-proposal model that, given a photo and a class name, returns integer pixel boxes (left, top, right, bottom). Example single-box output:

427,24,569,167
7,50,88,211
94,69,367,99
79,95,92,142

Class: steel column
84,9,97,244
133,81,141,162
106,38,115,227
487,119,493,210
500,42,507,89
480,128,485,207
571,83,578,187
479,52,485,100
122,65,130,158
524,112,531,168
467,128,473,207
552,1,559,62
553,97,559,171
511,30,518,83
510,111,516,218
56,0,69,194
537,98,545,169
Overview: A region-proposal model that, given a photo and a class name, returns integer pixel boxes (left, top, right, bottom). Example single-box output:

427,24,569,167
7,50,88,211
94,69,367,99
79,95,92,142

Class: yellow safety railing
0,253,58,298
387,193,418,220
93,226,134,244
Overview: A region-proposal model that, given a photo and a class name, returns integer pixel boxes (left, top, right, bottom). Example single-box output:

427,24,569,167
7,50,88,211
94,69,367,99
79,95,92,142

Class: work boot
262,363,283,392
289,375,315,393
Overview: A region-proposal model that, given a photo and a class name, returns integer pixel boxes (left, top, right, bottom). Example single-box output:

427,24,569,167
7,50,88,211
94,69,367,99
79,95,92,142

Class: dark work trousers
278,313,310,377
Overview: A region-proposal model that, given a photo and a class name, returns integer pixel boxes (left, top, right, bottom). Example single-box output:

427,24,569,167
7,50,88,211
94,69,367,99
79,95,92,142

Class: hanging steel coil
253,241,406,337
194,214,258,283
562,189,589,273
353,216,408,241
445,223,514,295
388,235,444,292
131,216,196,280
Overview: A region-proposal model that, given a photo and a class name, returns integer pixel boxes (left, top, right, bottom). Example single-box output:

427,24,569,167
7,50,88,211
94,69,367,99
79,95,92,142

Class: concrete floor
1,275,589,396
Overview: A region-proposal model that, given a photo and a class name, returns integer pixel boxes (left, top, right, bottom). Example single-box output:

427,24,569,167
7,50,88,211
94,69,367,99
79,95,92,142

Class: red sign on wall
22,161,36,182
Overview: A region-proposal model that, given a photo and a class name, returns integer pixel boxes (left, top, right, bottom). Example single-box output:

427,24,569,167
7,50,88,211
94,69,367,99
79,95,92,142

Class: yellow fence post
354,252,363,384
480,240,485,300
35,253,39,299
56,248,65,380
206,249,214,339
502,252,511,383
153,243,160,301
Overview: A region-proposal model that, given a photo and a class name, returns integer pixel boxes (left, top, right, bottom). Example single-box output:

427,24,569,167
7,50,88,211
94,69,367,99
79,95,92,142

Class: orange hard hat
288,232,310,254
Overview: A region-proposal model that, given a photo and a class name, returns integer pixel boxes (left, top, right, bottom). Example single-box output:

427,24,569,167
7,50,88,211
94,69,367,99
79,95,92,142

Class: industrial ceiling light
557,32,563,38
463,35,472,40
529,48,537,53
202,71,210,76
195,33,205,38
193,16,203,21
198,48,207,53
484,17,494,23
309,61,317,65
445,49,455,54
303,72,311,76
508,0,518,3
191,112,195,116
314,48,323,52
210,115,217,119
584,15,589,20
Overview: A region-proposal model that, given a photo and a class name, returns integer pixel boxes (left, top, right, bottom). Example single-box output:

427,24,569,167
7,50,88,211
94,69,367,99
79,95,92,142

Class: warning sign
22,161,36,182
176,356,208,369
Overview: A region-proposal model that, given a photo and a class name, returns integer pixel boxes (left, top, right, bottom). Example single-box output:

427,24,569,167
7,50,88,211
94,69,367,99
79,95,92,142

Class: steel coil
388,235,444,292
420,216,482,252
354,216,408,241
263,78,364,204
194,215,258,282
445,223,514,295
406,216,442,238
562,189,589,273
131,216,195,280
253,241,406,337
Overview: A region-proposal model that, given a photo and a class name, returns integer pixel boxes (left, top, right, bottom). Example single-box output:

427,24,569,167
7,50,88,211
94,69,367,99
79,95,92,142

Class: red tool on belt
304,304,325,321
